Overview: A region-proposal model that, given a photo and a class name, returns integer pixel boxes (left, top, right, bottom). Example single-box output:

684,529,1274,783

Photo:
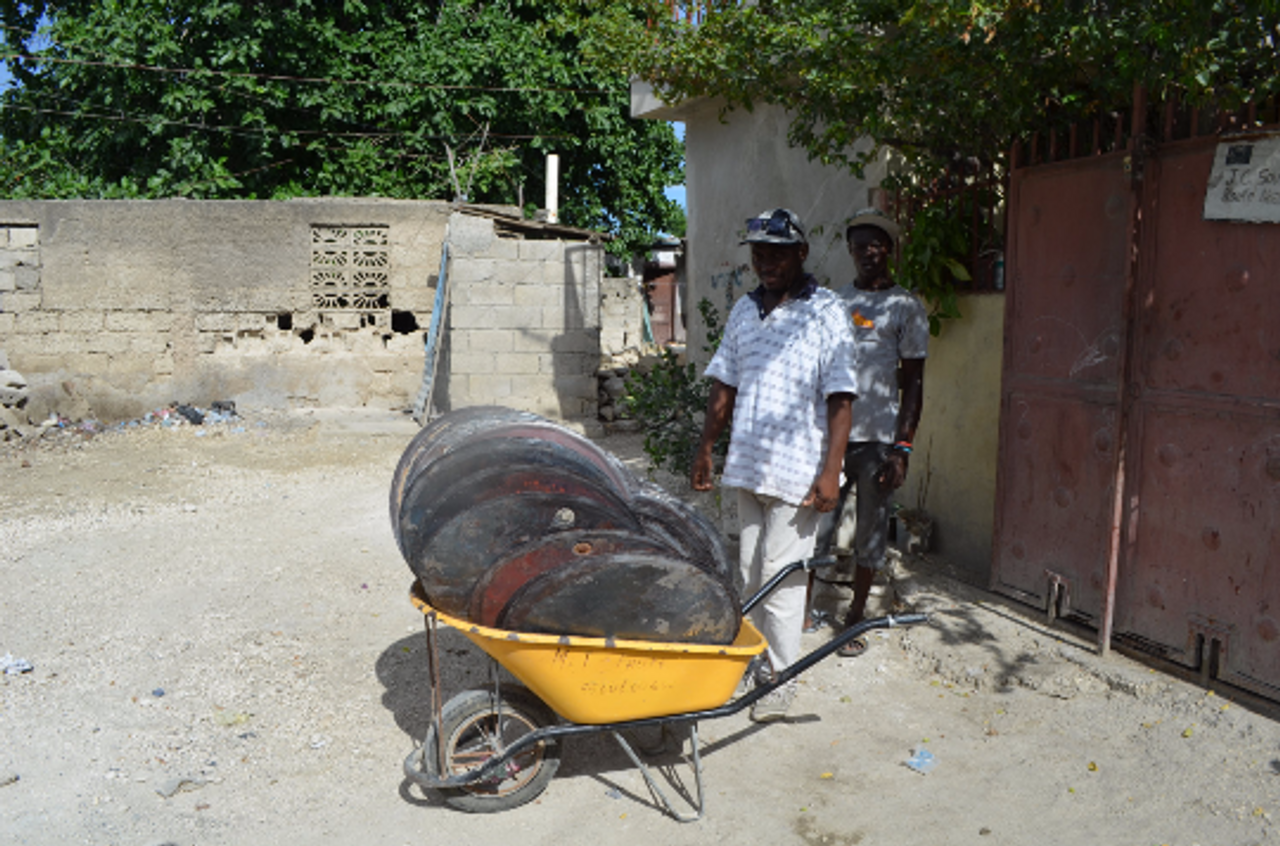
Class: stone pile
595,363,633,427
595,350,671,432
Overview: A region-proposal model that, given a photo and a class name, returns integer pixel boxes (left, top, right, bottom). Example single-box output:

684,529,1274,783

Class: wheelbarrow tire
427,686,561,813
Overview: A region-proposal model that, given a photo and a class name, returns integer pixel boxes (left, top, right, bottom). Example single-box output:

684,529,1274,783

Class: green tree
0,0,684,254
584,0,1279,176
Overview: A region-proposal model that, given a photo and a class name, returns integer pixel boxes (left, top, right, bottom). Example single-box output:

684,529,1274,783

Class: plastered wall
900,294,1005,580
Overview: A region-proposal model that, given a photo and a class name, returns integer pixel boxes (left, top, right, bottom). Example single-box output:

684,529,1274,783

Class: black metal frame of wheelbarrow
403,556,929,821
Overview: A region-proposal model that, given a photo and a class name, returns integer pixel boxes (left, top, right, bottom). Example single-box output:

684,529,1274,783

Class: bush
624,299,728,479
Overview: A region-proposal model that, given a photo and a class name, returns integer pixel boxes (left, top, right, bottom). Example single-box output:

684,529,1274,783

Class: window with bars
310,225,391,311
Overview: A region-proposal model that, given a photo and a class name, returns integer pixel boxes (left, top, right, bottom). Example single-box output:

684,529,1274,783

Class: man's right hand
690,449,715,491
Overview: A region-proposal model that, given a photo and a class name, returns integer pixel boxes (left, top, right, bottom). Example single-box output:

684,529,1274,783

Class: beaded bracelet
892,441,913,454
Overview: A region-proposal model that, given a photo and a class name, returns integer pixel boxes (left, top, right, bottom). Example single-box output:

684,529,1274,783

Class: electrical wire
1,101,576,142
0,48,618,96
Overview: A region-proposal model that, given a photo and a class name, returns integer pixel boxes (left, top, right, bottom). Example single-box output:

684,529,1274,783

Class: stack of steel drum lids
391,406,739,645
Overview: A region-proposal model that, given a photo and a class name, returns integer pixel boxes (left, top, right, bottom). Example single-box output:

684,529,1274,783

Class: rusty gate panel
996,390,1119,619
992,151,1134,618
1118,403,1280,693
1113,137,1280,697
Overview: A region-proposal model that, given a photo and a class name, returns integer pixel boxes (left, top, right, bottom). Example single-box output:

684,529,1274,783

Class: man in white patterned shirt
691,208,858,722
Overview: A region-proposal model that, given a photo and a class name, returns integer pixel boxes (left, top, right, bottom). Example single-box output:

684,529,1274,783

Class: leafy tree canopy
0,0,685,254
582,0,1280,176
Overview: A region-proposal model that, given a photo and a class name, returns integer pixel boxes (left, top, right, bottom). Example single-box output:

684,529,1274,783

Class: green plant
0,0,685,257
624,298,728,478
896,200,971,336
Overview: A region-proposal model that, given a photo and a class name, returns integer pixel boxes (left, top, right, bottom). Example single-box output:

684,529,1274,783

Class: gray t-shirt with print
832,282,929,443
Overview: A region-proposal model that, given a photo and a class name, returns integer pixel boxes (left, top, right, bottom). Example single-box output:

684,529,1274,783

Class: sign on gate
1203,132,1280,222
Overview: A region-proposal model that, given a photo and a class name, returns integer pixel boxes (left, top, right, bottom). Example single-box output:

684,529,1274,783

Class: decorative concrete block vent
0,224,41,295
310,224,391,311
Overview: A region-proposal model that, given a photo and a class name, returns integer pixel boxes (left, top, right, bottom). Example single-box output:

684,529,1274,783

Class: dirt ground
2,407,1278,846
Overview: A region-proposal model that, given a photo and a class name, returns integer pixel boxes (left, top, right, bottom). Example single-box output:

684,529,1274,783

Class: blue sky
664,122,687,209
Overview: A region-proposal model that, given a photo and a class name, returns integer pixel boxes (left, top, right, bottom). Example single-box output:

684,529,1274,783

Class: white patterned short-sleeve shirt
704,280,859,506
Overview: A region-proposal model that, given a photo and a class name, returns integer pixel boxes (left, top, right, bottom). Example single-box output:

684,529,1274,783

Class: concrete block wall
600,276,645,361
0,199,466,421
443,213,603,421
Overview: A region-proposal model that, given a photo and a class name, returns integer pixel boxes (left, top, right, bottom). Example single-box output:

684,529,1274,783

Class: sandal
836,636,867,658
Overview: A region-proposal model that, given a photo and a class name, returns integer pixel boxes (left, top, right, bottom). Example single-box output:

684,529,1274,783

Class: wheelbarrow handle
741,556,838,614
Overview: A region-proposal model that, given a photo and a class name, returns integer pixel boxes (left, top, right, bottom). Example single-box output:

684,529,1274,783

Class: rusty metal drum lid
630,482,730,579
389,408,637,550
395,435,633,559
389,407,538,543
467,529,676,627
402,477,640,617
496,553,742,645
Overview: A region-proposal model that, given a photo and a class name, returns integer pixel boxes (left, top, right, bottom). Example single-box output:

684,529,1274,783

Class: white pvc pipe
545,154,559,224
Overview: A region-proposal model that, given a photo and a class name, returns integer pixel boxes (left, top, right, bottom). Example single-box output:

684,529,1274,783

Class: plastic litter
1,654,33,675
175,404,205,425
904,747,937,774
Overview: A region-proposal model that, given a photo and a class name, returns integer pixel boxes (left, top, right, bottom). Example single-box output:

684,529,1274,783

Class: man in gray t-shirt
815,208,928,657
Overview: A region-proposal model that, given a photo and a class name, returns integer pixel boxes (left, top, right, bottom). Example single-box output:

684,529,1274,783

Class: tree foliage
0,0,684,254
583,0,1280,175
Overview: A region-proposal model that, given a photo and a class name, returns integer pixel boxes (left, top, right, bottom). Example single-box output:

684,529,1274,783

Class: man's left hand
876,452,909,491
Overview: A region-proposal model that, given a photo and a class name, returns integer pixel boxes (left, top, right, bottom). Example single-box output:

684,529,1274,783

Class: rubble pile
595,350,669,432
0,351,30,442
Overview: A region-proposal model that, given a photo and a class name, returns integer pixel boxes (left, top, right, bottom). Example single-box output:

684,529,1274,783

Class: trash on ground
1,653,34,675
905,747,937,774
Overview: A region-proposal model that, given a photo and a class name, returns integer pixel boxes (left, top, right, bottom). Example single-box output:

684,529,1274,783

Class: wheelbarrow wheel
426,686,561,813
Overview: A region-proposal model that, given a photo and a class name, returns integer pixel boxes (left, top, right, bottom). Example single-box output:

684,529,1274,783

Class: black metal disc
395,435,633,563
389,407,544,550
402,475,641,617
468,529,675,627
497,553,741,645
384,409,634,547
630,482,731,580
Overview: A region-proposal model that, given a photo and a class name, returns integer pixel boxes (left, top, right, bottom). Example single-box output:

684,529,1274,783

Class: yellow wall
902,293,1005,583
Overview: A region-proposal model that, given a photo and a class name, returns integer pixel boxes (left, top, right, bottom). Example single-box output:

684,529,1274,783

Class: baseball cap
846,207,901,245
741,208,807,246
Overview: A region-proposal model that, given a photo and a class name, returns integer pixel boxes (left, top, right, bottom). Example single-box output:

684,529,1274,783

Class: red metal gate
992,150,1134,628
1116,136,1280,698
994,116,1280,700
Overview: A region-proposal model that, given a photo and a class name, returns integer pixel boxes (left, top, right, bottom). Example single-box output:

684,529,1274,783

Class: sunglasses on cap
745,209,804,240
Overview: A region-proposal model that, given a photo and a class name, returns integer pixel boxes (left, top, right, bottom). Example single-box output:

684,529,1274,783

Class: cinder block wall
0,199,458,420
442,213,602,421
599,276,644,362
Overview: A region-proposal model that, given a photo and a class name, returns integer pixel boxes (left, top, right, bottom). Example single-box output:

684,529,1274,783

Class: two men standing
692,206,928,721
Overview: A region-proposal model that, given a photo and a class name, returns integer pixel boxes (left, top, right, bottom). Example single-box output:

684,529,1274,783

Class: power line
0,48,618,97
1,101,576,142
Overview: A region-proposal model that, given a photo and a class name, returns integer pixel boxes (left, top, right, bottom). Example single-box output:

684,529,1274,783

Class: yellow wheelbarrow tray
410,579,768,725
403,558,929,821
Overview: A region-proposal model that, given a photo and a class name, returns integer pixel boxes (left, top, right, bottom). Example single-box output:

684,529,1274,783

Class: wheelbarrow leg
424,610,446,778
611,722,706,823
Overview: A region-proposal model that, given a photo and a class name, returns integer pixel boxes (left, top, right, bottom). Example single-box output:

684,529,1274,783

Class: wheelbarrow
402,557,929,821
